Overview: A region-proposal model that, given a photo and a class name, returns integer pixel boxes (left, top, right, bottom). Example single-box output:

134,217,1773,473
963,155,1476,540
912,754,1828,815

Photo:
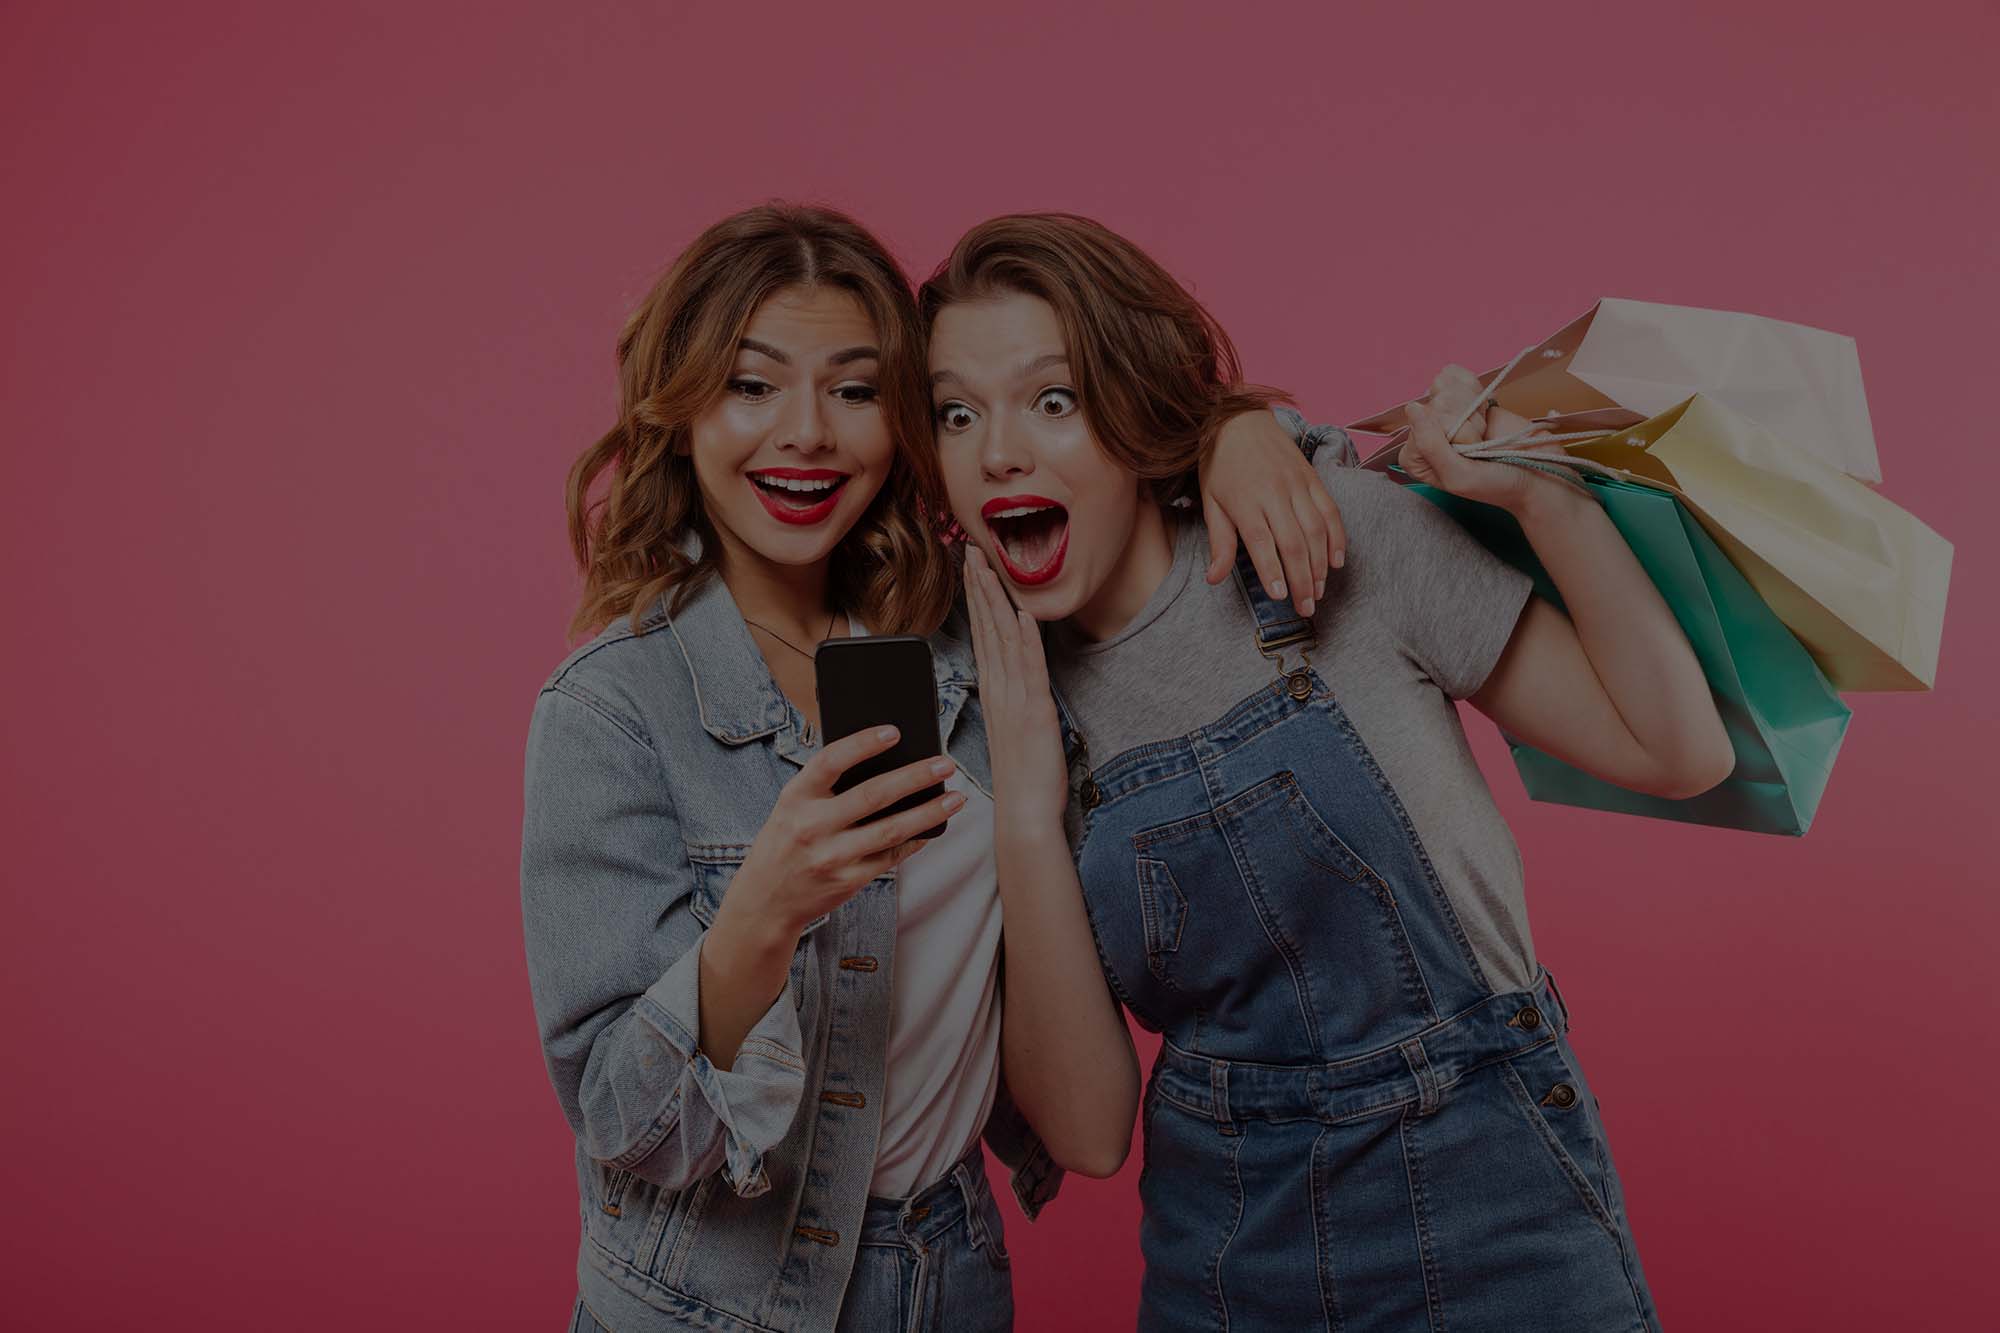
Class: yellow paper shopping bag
1566,396,1949,691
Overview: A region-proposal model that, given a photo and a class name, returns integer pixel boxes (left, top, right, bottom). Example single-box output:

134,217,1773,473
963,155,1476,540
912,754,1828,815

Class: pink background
3,2,1994,1328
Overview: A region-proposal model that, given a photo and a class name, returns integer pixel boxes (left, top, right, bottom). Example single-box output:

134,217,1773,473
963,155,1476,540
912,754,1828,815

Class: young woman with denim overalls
922,214,1735,1331
519,204,1336,1333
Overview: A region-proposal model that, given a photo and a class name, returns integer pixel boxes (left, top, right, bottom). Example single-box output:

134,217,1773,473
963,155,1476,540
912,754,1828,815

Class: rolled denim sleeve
1272,405,1360,467
521,683,805,1198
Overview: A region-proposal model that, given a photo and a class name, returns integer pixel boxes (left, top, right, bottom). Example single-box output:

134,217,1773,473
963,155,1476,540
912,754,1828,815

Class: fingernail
1315,579,1326,599
1301,598,1315,616
1271,580,1287,599
1333,551,1346,569
930,758,954,776
877,726,899,741
943,792,967,811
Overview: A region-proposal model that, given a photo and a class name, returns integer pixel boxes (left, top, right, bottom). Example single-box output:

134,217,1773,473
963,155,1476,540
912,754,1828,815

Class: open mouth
982,495,1070,585
747,468,850,525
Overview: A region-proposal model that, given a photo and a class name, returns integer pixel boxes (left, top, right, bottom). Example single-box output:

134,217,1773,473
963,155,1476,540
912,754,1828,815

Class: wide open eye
936,401,978,433
1033,387,1078,419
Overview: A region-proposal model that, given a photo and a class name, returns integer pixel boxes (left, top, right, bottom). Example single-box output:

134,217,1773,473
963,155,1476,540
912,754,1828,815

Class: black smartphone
813,635,949,840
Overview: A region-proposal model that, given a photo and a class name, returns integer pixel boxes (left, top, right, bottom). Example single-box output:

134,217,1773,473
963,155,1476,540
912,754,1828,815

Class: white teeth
754,475,840,493
991,504,1057,519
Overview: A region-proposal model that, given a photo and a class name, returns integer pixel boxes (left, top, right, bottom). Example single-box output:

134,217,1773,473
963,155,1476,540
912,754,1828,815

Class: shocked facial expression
687,284,893,573
930,292,1150,624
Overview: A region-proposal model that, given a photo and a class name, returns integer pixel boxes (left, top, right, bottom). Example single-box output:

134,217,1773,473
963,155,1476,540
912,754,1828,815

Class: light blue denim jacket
521,545,1062,1333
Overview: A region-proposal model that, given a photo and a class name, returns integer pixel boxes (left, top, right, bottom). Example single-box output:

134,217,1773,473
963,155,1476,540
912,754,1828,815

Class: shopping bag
1409,474,1851,836
1557,396,1951,692
1352,297,1882,481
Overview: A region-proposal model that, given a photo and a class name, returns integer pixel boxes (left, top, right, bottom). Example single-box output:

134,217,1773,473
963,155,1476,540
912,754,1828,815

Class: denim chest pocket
1125,771,1435,1051
685,847,822,1004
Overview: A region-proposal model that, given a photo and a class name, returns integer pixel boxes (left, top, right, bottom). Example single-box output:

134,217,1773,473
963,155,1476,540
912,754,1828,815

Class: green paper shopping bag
1408,474,1851,836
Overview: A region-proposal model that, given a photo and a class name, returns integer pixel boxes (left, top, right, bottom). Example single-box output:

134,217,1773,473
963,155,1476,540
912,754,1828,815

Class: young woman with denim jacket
519,204,1340,1333
923,214,1737,1331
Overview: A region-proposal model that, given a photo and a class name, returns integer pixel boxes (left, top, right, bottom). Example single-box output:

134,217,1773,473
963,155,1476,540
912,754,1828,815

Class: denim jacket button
1079,779,1102,811
1514,1005,1543,1031
1543,1082,1578,1110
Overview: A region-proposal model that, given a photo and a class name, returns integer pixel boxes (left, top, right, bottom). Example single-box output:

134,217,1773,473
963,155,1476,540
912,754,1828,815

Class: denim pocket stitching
660,1174,718,1287
1497,1060,1620,1241
1136,857,1188,982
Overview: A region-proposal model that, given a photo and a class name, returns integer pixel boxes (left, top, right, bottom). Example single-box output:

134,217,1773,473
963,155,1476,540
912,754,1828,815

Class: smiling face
687,284,894,576
930,291,1170,636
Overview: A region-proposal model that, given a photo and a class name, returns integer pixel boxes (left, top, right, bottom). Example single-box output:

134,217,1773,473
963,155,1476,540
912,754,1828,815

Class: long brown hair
917,213,1284,504
566,203,954,639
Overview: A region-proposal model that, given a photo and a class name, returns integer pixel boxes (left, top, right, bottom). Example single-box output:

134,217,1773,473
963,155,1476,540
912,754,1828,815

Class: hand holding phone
722,726,965,943
814,635,952,840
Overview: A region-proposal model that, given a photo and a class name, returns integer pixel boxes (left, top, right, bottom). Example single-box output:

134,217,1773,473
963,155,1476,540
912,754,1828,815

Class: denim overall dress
1057,556,1662,1332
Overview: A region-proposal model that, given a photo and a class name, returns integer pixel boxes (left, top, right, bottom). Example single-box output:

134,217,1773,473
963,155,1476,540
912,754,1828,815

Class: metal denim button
1543,1082,1579,1110
1514,1005,1543,1031
1285,670,1313,700
1079,779,1102,811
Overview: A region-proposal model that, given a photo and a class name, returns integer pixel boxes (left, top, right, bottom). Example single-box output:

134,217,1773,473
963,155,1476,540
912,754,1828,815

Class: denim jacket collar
657,531,977,755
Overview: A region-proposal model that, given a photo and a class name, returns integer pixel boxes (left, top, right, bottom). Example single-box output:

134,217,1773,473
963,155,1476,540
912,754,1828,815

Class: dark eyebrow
738,339,880,368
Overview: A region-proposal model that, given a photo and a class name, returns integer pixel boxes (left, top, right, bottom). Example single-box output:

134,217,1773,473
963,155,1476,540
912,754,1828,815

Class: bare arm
965,545,1141,1177
1400,389,1735,797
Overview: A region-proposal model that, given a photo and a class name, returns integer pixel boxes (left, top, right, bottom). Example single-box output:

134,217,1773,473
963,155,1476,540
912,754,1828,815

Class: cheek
686,407,754,477
940,451,981,521
837,406,894,466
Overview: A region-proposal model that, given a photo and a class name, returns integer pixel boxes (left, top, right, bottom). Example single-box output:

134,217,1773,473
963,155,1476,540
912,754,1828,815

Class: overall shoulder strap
1232,549,1315,660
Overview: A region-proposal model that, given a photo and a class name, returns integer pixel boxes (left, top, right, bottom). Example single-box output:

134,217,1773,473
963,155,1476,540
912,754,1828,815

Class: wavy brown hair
917,212,1284,505
566,203,954,639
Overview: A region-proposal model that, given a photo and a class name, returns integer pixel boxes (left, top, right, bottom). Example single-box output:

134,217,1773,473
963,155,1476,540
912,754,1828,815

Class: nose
978,414,1032,482
780,385,833,455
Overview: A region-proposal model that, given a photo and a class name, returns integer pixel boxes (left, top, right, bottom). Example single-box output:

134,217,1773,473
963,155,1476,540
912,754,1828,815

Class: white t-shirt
820,619,1001,1198
867,768,1004,1198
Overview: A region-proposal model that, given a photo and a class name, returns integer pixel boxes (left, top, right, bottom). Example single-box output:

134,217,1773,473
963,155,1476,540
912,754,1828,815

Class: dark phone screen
813,635,948,839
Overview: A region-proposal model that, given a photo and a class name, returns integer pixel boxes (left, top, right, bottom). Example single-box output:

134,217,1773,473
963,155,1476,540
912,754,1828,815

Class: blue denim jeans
568,1144,1010,1332
1055,555,1660,1331
835,1144,1013,1333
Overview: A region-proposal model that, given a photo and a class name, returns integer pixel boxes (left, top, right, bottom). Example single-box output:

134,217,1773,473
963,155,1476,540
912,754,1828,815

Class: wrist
1505,476,1597,526
708,891,799,970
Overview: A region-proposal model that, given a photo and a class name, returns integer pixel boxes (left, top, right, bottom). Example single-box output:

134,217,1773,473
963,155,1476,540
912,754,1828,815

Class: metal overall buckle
1257,624,1317,701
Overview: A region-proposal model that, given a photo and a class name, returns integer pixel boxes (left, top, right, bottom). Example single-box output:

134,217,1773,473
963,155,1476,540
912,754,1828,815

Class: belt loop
951,1154,993,1251
1399,1038,1440,1116
1209,1057,1235,1132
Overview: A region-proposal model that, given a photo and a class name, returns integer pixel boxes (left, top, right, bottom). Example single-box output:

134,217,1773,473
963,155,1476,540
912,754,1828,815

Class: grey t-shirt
1046,460,1541,992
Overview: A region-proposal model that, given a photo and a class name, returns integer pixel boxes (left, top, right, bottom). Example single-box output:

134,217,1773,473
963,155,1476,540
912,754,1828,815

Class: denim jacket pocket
686,846,833,943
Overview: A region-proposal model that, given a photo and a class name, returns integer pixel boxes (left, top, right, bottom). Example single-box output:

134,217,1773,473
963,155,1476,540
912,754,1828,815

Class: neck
1071,502,1174,642
712,529,836,643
